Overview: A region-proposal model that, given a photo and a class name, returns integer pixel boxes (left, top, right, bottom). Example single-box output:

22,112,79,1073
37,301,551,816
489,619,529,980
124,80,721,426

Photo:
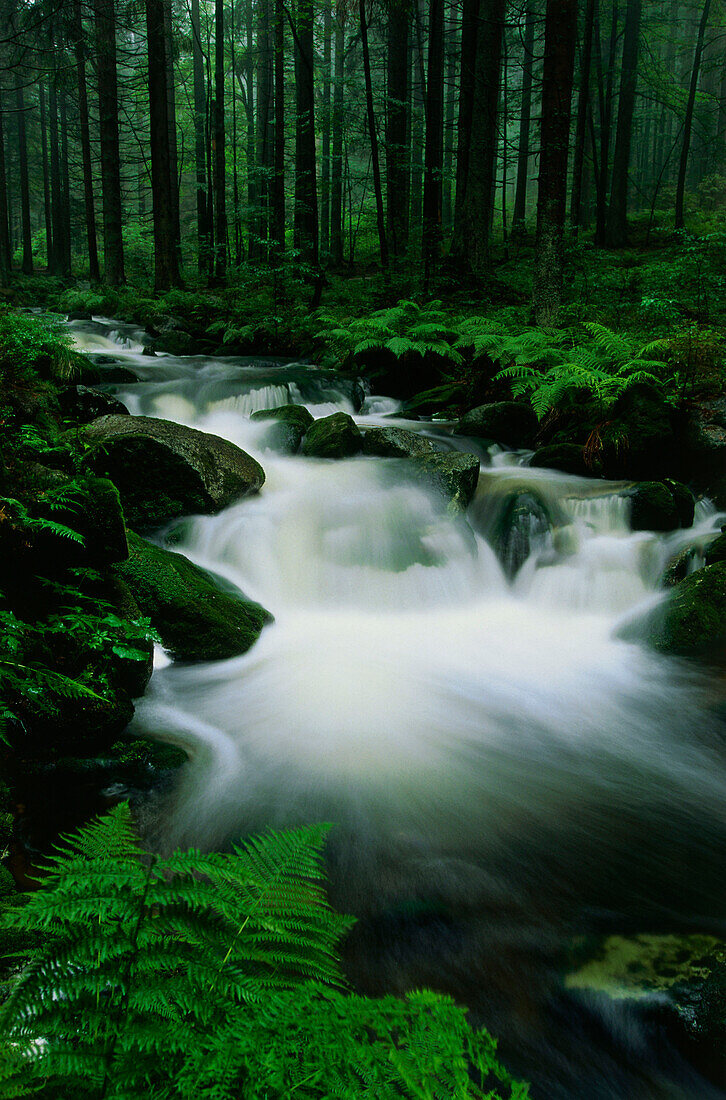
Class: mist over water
72,318,726,1098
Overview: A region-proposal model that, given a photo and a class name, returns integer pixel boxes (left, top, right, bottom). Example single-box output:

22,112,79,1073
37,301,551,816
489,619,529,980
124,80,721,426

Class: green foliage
0,806,526,1100
0,307,79,382
315,300,466,371
493,323,674,420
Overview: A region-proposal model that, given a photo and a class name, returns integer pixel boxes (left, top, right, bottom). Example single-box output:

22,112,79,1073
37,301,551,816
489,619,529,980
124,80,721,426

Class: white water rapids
70,317,726,1098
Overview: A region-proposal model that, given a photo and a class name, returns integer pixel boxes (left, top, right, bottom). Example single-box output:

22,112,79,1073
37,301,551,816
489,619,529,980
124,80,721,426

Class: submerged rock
454,401,538,448
410,451,480,511
530,442,592,477
251,404,314,453
77,414,265,527
115,532,273,662
302,412,363,458
494,490,552,578
362,426,436,459
626,480,695,532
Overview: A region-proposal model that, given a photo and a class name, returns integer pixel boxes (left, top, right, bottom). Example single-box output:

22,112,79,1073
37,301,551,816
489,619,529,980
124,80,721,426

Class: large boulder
454,401,538,448
683,397,726,507
250,404,314,454
493,490,552,578
59,385,129,425
410,452,480,511
530,442,592,477
302,412,363,459
626,480,695,532
115,532,273,662
362,426,437,459
599,383,680,480
705,531,726,567
643,562,726,660
77,414,265,528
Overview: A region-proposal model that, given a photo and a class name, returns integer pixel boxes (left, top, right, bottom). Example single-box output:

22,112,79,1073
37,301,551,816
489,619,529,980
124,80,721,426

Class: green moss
649,562,726,657
302,412,363,459
567,934,726,1001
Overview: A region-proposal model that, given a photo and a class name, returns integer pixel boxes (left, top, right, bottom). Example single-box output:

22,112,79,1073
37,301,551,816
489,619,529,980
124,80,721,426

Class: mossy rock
454,402,538,448
301,412,363,459
410,452,480,511
600,383,680,480
646,562,726,659
493,490,552,578
115,532,273,662
626,480,694,532
705,531,726,567
59,385,129,425
35,476,129,568
362,426,436,459
530,443,592,477
77,414,265,528
250,404,314,453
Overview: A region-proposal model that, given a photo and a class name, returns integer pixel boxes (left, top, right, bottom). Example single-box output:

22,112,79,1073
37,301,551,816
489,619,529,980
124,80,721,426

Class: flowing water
69,317,726,1098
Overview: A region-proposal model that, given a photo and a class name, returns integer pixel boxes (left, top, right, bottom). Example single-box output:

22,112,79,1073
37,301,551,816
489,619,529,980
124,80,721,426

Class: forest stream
69,315,726,1099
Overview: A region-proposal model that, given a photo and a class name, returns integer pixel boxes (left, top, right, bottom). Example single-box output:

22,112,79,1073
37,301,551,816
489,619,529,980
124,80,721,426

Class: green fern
0,807,527,1100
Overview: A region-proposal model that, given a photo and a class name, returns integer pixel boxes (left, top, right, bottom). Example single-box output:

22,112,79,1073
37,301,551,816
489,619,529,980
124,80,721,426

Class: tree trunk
442,2,456,235
360,0,389,273
294,0,318,265
531,0,577,324
409,11,425,247
95,0,125,284
163,0,182,274
214,0,227,280
255,0,273,258
48,82,64,279
272,0,286,251
593,0,618,245
191,0,211,275
14,80,33,275
422,0,445,280
386,0,410,258
330,3,345,263
39,85,54,274
570,0,595,229
512,1,535,234
59,91,73,277
73,0,101,282
0,90,10,283
320,0,332,256
604,0,641,246
450,0,506,272
146,0,181,291
675,0,713,229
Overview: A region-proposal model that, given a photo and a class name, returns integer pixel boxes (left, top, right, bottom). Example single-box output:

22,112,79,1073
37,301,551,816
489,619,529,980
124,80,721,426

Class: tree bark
163,0,182,274
146,0,181,290
272,0,286,251
73,0,100,282
191,0,211,275
59,90,73,277
422,0,445,280
320,0,332,256
386,0,410,258
95,0,125,284
512,1,535,234
255,0,273,258
213,0,227,280
0,88,10,283
360,0,389,273
570,0,595,230
48,81,64,279
531,0,577,324
675,0,713,229
593,0,618,245
604,0,641,246
330,3,345,263
39,85,53,275
14,80,33,275
294,0,318,265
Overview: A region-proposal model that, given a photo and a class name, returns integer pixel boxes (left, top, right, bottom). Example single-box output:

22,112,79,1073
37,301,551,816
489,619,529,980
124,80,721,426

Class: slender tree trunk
360,0,389,273
531,0,577,323
191,0,211,274
593,0,618,245
146,0,181,290
256,0,273,258
330,4,345,263
453,0,478,238
272,0,286,251
39,86,54,274
59,92,72,276
675,0,713,229
386,0,411,258
409,12,425,247
442,2,456,235
0,90,10,283
231,0,242,265
48,82,64,279
245,0,255,255
95,0,125,284
294,0,318,265
163,0,182,274
320,0,332,256
512,1,535,234
570,0,595,229
604,0,641,246
73,0,101,282
14,80,33,275
214,0,227,280
422,0,445,280
450,0,507,272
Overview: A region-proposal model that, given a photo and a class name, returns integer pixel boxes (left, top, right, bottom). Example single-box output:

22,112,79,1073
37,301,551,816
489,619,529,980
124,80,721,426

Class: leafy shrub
0,806,528,1100
316,299,466,371
0,307,78,382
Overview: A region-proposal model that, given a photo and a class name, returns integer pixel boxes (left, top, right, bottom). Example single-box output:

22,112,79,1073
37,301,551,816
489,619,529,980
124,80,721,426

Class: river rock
250,404,314,453
302,412,363,458
566,934,726,1088
362,426,436,459
77,414,265,527
643,562,726,659
59,385,129,424
494,490,552,578
626,480,695,532
600,383,680,480
115,532,273,662
410,451,480,511
530,442,592,477
454,401,538,448
683,397,726,508
705,531,726,566
35,476,129,569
